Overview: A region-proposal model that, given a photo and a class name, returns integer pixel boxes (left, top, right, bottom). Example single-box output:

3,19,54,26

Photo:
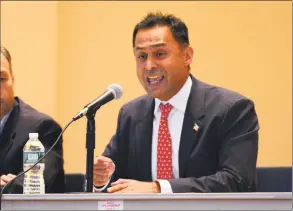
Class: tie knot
159,103,173,117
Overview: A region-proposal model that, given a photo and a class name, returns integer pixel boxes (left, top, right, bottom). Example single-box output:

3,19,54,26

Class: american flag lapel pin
193,123,199,132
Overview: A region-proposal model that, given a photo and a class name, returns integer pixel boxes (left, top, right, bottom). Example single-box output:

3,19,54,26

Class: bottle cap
29,133,39,139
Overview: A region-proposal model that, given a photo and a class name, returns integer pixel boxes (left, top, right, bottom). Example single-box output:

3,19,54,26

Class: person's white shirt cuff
156,180,173,193
93,177,111,192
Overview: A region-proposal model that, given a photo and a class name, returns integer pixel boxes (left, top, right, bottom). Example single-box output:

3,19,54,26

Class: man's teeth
147,75,164,84
148,75,163,79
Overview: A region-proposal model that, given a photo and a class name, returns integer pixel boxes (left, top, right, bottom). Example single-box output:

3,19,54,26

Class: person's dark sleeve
38,118,65,193
96,108,129,192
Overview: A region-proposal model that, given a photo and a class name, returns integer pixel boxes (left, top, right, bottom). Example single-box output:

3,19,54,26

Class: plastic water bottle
23,133,45,194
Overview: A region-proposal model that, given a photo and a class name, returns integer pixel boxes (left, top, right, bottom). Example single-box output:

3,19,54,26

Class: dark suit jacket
103,75,259,193
0,97,65,193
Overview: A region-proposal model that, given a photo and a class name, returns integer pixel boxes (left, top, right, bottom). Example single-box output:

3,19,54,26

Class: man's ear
11,71,15,84
185,46,194,66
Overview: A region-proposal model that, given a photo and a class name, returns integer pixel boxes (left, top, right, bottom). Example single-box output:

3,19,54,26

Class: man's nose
145,57,156,70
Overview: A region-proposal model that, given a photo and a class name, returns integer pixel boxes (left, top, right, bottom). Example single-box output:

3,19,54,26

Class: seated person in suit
93,12,259,193
0,46,65,193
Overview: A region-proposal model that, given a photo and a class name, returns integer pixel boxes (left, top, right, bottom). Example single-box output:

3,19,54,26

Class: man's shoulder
118,94,153,119
197,79,253,107
16,97,61,129
190,78,256,120
122,94,153,109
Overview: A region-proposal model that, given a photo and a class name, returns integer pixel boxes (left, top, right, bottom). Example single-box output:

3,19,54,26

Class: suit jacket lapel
0,100,19,163
134,96,154,181
179,76,206,177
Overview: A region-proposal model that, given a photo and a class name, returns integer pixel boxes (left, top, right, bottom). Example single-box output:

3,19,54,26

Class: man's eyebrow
135,43,167,51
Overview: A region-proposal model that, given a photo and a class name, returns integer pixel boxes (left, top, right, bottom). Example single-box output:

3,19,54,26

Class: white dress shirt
152,76,192,193
94,76,192,193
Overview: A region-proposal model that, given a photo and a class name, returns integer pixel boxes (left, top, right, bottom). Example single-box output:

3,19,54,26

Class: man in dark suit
0,46,65,193
93,12,259,193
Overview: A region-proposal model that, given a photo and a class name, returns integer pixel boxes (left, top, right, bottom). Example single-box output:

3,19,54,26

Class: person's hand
0,174,16,187
107,179,161,193
93,156,115,187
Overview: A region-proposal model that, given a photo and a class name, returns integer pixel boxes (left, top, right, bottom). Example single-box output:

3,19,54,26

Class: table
2,192,292,210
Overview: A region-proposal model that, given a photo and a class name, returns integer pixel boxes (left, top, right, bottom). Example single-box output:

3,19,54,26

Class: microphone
73,83,123,121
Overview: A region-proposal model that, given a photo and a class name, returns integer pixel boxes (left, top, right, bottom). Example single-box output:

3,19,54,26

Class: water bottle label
23,152,45,164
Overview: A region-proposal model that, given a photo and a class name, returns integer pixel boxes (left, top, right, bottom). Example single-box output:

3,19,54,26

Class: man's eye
156,52,165,57
138,54,147,60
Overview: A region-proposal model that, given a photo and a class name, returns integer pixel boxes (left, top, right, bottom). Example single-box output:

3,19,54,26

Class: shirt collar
154,76,192,114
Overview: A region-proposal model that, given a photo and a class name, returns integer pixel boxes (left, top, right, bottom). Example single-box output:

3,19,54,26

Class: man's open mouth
147,75,164,85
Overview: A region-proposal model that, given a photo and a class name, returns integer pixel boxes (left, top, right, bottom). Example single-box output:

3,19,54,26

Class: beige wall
1,1,58,119
1,1,291,174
